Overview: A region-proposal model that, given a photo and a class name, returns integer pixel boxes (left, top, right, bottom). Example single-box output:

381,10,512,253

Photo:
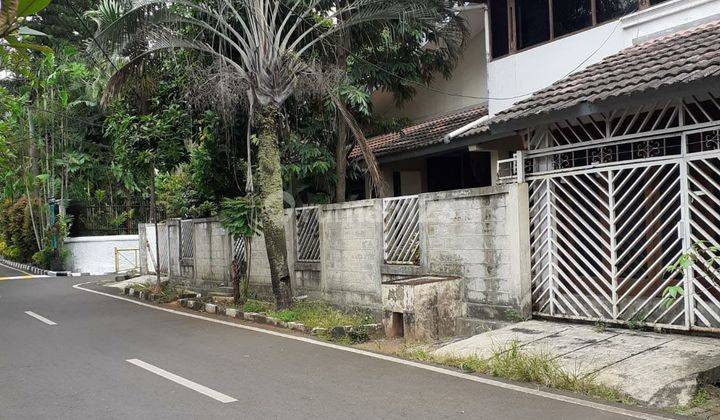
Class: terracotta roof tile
493,19,720,125
351,104,488,159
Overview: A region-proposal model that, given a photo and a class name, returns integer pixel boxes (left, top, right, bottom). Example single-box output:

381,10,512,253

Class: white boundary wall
65,235,139,274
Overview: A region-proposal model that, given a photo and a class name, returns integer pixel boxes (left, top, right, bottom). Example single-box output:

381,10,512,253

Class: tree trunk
334,112,349,203
333,5,351,203
256,105,293,309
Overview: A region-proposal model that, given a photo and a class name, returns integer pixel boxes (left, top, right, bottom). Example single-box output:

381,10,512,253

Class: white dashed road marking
76,283,667,419
126,359,237,404
25,311,58,325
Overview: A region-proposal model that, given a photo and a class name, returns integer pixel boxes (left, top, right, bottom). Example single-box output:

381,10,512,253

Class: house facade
356,0,720,333
142,0,720,338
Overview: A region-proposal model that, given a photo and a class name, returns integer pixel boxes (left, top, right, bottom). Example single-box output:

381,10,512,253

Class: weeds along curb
121,287,384,341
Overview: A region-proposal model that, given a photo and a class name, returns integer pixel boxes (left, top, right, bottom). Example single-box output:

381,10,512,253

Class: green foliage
265,301,373,330
0,197,39,263
241,299,272,314
220,196,263,238
32,214,71,270
663,241,720,308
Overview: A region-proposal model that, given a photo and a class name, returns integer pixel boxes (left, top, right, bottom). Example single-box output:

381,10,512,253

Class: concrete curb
0,257,89,277
126,290,385,340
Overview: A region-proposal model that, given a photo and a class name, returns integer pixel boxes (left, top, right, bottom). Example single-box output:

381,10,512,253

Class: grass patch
266,301,373,330
239,299,273,314
227,298,373,332
402,341,626,403
674,386,716,416
129,281,182,303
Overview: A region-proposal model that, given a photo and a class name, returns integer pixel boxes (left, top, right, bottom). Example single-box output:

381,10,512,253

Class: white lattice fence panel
550,172,612,319
157,223,169,274
180,220,194,259
383,195,420,265
529,179,552,314
687,154,720,329
232,236,246,279
295,207,320,262
613,163,685,327
529,162,687,329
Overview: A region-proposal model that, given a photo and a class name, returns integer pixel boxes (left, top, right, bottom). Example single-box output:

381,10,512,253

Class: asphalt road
0,274,673,420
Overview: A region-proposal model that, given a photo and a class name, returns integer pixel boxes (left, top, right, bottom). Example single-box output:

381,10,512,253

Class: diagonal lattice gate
528,129,720,332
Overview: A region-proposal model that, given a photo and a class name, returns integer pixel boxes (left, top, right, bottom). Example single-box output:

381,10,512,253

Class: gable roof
491,19,720,126
350,104,488,159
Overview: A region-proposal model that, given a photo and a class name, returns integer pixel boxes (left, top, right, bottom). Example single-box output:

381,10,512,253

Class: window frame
490,0,655,60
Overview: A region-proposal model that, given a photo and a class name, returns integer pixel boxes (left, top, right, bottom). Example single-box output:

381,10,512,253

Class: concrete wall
192,219,233,287
137,185,531,324
421,184,531,321
65,235,139,274
318,200,384,308
487,0,720,115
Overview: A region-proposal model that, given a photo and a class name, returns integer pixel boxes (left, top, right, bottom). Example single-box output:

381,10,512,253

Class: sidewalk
434,320,720,408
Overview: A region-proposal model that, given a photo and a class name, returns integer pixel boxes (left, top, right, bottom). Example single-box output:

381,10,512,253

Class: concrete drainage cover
433,320,720,408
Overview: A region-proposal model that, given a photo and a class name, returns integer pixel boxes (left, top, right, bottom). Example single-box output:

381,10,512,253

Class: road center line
25,311,58,325
74,282,668,420
126,359,237,404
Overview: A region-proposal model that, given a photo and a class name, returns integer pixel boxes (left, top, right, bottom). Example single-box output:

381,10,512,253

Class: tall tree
328,1,467,202
93,0,461,308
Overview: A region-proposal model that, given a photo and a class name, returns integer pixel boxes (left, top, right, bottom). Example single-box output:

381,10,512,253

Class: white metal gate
522,108,720,332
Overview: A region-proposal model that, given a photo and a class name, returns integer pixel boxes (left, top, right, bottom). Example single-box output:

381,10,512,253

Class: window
515,0,551,49
489,0,509,58
489,0,656,59
553,0,592,38
597,0,638,24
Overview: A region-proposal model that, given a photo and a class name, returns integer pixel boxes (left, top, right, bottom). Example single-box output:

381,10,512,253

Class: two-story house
354,0,720,332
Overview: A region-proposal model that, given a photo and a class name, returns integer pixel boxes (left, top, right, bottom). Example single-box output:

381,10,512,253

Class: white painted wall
65,235,139,274
371,6,489,122
487,0,720,115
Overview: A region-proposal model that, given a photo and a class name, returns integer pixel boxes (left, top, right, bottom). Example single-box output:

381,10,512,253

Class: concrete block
329,326,348,339
243,312,259,321
265,317,279,326
225,308,240,318
311,327,328,336
288,322,307,333
252,313,267,324
434,320,720,409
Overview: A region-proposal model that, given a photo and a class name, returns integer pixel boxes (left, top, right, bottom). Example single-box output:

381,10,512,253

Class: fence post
516,150,525,183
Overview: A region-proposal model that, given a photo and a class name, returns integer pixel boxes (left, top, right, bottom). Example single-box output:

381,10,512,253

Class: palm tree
92,0,465,308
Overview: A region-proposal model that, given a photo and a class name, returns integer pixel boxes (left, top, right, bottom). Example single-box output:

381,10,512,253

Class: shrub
0,197,39,263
